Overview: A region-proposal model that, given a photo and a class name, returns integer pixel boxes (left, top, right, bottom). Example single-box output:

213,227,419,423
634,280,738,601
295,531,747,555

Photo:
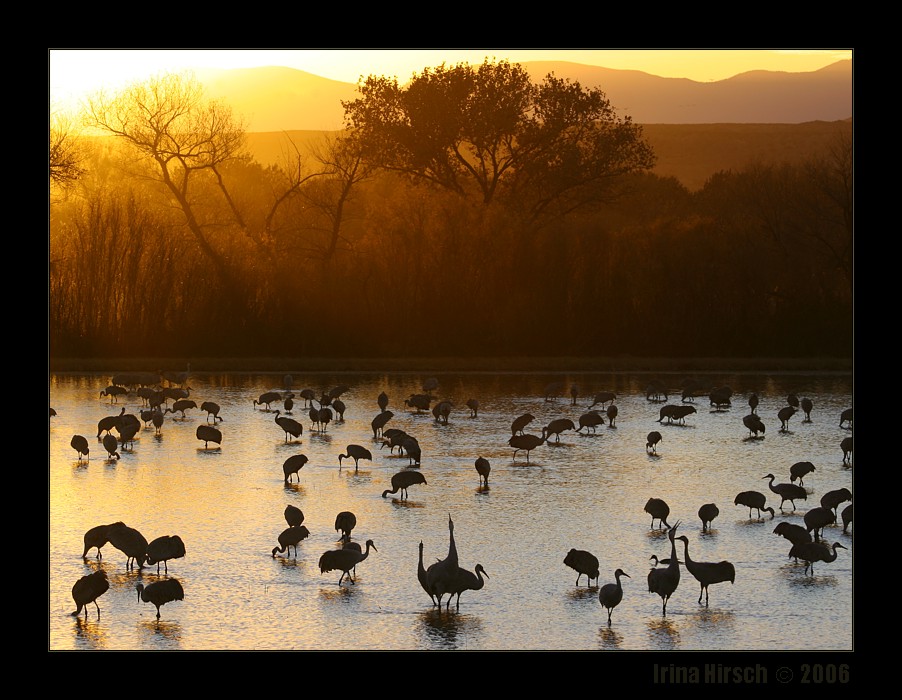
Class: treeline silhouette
49,72,851,361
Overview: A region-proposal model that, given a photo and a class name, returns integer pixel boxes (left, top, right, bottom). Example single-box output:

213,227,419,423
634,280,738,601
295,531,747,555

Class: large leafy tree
342,59,656,222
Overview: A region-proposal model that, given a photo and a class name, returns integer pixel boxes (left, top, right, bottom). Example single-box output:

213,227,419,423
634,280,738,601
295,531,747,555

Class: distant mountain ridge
197,60,852,132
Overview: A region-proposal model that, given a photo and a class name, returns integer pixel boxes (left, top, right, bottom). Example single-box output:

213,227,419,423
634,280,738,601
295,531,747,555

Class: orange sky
49,49,852,108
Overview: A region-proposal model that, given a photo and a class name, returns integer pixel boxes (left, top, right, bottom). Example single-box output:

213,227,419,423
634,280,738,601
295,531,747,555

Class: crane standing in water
648,521,682,616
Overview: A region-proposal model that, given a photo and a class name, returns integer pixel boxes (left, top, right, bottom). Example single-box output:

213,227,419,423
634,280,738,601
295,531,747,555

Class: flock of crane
58,372,852,627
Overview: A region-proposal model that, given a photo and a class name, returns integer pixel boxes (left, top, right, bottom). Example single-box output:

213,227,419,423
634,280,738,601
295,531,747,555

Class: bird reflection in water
137,618,184,644
598,625,624,649
73,615,109,649
646,617,680,648
418,607,484,649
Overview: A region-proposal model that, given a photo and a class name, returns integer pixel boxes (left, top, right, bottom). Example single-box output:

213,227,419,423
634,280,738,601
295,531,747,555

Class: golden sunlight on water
50,371,852,652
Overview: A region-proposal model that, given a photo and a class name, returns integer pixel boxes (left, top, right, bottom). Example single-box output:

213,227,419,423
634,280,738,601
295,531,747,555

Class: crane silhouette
788,541,847,576
544,381,564,401
100,385,128,403
698,503,719,531
773,522,812,552
318,539,377,585
200,401,223,423
577,411,605,434
254,391,281,410
801,397,813,421
284,504,304,528
339,445,373,471
108,522,148,570
466,398,479,418
606,404,619,427
589,391,616,409
82,521,124,559
508,433,546,463
821,488,852,516
371,410,393,438
196,425,222,449
542,418,575,443
332,398,346,421
646,431,663,454
789,461,816,486
272,525,310,558
405,394,431,413
778,406,797,431
839,408,853,428
742,414,766,437
102,433,120,460
282,454,308,483
96,407,125,437
598,569,630,624
564,548,600,586
136,578,184,619
71,435,90,461
71,570,110,618
166,399,196,418
382,470,427,499
647,521,681,615
644,498,672,530
418,541,437,605
748,392,759,414
334,511,357,541
448,564,489,610
841,504,853,534
377,391,389,413
146,535,186,573
804,507,836,541
432,400,453,425
733,491,775,520
475,457,491,487
274,410,303,442
841,436,853,465
510,413,535,436
677,535,735,606
426,514,460,608
151,410,165,435
762,473,807,511
786,393,800,409
283,396,295,414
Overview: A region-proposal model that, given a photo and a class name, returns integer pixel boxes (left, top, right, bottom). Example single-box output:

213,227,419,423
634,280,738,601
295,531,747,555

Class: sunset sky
49,49,852,108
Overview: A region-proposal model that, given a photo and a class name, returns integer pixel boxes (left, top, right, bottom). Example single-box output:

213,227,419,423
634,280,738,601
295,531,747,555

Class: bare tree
50,110,87,192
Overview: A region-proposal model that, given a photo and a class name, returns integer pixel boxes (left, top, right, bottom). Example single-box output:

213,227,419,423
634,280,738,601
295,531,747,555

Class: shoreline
48,356,854,375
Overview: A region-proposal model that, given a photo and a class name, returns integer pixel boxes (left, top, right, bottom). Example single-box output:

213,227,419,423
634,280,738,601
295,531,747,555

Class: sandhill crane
432,400,452,425
786,393,799,408
317,407,333,432
569,384,579,405
405,394,431,413
778,406,797,431
788,541,847,576
71,570,110,618
146,535,186,574
821,488,852,516
100,385,128,403
804,507,836,541
162,386,191,403
401,436,422,465
371,410,393,439
283,396,295,414
466,398,479,418
577,411,605,434
339,444,372,471
839,408,853,428
97,407,125,437
165,399,196,419
790,461,816,486
841,436,853,465
511,413,535,435
709,387,731,408
297,388,315,407
108,522,148,570
841,504,852,534
426,515,460,608
284,505,304,528
196,425,222,449
544,381,564,402
272,525,310,558
800,397,813,421
734,491,775,520
382,470,428,499
773,522,812,549
646,431,663,454
282,454,308,483
273,410,303,442
82,521,124,559
598,569,630,624
762,473,807,511
334,511,357,541
151,410,165,435
418,541,437,605
748,392,759,414
542,418,575,443
331,398,346,421
698,503,719,531
648,521,682,616
606,404,619,427
563,548,599,586
475,457,490,487
102,433,120,460
71,435,90,461
377,391,389,413
136,578,184,619
508,433,546,463
589,391,616,409
658,404,696,425
319,539,377,586
677,535,735,606
253,391,281,410
644,498,672,530
381,428,409,454
742,414,766,437
448,564,489,610
117,414,140,448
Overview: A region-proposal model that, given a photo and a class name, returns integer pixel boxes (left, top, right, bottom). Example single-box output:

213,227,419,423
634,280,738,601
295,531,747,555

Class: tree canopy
342,59,656,222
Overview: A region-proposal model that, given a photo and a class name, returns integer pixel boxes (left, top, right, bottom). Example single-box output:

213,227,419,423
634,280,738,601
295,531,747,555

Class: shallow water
49,371,853,652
